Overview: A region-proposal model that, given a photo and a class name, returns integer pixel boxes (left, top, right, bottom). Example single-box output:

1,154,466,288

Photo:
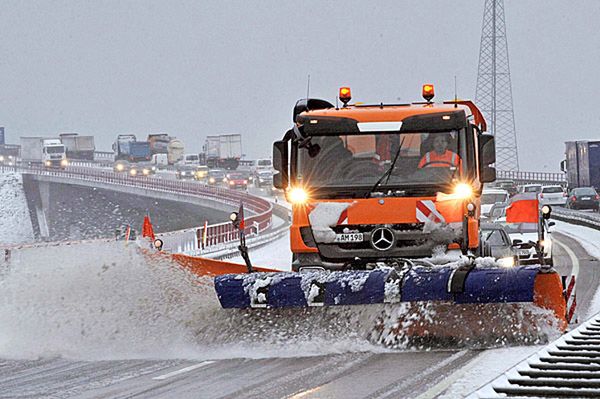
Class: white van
183,153,200,165
151,153,168,167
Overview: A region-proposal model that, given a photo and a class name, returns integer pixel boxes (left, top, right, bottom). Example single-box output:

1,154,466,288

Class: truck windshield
46,146,65,154
298,131,465,189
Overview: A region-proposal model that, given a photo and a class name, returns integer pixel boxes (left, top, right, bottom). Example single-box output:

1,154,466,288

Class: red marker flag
238,202,245,230
506,194,539,224
142,214,155,240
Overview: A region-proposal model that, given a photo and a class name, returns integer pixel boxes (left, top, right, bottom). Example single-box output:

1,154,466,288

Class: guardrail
498,170,567,186
0,164,276,253
551,206,600,230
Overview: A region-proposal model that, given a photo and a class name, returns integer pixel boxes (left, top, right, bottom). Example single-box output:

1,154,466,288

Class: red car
225,172,248,189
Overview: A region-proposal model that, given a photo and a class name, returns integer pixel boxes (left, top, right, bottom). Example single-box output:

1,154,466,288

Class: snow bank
554,220,600,319
0,172,34,245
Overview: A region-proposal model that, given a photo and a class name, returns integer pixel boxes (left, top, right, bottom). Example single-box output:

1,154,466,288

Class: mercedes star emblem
370,227,395,251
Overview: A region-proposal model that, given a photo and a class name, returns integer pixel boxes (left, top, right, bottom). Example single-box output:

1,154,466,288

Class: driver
418,134,462,169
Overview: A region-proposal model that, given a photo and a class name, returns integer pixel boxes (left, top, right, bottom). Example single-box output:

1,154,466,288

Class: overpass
1,164,280,254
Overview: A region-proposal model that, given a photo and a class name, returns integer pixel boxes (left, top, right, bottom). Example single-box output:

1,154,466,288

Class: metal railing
1,164,275,254
497,170,567,186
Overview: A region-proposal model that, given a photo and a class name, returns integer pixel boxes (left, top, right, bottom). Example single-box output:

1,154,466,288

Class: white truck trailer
20,137,68,168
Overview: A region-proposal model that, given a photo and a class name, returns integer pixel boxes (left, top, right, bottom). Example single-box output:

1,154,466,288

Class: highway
0,228,597,399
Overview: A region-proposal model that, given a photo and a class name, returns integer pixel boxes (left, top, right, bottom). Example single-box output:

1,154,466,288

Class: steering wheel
419,161,456,168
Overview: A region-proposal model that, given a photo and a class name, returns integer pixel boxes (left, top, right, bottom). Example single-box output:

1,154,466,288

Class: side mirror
512,239,522,246
479,134,496,166
560,159,567,173
480,166,496,183
272,140,289,189
548,221,556,227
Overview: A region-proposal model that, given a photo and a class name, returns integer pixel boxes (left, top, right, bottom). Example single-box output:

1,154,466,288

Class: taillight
571,196,577,201
596,195,600,200
540,193,544,199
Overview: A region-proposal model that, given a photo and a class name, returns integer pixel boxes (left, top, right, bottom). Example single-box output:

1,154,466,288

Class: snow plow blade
215,266,567,333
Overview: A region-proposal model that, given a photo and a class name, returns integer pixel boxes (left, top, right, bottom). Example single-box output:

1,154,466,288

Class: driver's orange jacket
418,150,462,169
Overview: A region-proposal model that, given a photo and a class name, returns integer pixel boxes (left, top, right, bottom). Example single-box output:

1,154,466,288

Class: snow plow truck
200,85,567,342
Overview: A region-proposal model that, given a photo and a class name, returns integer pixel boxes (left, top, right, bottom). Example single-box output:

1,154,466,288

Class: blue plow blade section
214,266,540,309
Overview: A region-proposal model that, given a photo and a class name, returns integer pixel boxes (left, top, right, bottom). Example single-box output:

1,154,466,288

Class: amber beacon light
422,84,435,102
339,87,352,106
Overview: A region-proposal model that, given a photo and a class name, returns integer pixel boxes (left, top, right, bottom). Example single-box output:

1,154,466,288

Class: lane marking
554,238,579,279
415,353,482,399
152,361,215,381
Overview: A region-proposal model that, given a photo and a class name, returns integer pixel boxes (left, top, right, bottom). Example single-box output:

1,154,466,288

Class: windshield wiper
366,137,404,198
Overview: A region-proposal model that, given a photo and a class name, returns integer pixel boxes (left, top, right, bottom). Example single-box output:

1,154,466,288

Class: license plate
582,197,591,200
334,233,364,243
519,249,531,256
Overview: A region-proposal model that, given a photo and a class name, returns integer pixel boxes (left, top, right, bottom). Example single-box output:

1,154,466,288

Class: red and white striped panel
416,200,446,224
565,274,577,324
337,209,349,225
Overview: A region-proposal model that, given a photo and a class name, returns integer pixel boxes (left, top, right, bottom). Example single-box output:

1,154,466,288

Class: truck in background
113,134,151,162
20,137,68,168
562,140,600,190
167,138,184,165
59,133,95,160
147,133,171,155
203,134,242,170
113,134,136,161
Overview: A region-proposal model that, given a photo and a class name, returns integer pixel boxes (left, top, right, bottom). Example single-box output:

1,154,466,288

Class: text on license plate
582,197,591,200
519,249,531,256
334,233,364,243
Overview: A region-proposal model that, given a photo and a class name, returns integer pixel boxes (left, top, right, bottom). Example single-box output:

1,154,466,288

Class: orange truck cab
273,86,496,271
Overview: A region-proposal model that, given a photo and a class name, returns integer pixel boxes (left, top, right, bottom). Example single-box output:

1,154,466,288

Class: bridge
0,163,286,257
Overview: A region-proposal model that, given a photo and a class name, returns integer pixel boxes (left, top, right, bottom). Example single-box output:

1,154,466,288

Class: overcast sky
1,1,599,171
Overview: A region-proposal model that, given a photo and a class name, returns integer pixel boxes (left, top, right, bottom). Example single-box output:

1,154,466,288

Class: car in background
113,160,131,173
255,169,274,188
480,223,519,267
224,171,248,189
502,220,554,266
481,188,510,218
208,168,227,186
494,179,518,196
567,187,600,211
539,185,567,206
176,164,202,180
0,154,16,166
519,184,543,195
195,165,209,181
136,161,157,176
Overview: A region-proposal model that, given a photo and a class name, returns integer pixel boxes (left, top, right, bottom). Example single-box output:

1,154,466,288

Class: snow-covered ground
553,219,600,319
0,172,34,245
228,230,292,271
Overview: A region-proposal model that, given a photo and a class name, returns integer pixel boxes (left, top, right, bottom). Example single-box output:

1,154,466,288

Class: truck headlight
288,187,309,204
453,183,473,199
45,161,51,167
60,159,69,167
130,169,137,176
209,177,215,183
116,164,124,171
